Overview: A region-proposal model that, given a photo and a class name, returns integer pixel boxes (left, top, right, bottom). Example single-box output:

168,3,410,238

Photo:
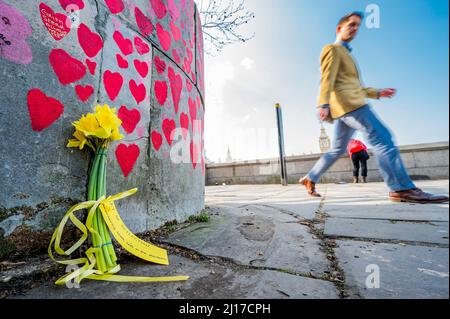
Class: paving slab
166,206,329,276
335,240,449,299
12,255,338,299
323,182,449,222
324,218,449,245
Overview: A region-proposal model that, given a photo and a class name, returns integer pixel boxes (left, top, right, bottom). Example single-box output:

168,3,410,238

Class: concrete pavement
7,180,449,299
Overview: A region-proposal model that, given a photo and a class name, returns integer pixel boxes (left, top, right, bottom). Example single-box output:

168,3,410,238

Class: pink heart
180,112,189,140
170,21,182,42
39,3,70,41
154,56,166,74
151,131,163,151
77,23,103,58
171,49,181,64
75,84,94,102
190,141,199,169
129,80,146,105
186,79,193,92
116,54,129,68
0,1,33,65
103,70,123,101
168,67,182,114
150,0,167,19
49,49,86,85
59,0,85,10
162,119,176,146
27,89,64,132
105,0,124,14
133,59,149,78
134,36,150,55
118,106,141,134
115,143,140,178
188,97,197,124
154,81,168,106
168,0,180,21
156,23,172,51
85,59,97,75
134,6,154,37
113,31,134,56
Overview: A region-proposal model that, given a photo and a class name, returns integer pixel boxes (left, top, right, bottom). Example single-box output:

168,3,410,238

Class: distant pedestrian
299,11,449,204
347,139,369,183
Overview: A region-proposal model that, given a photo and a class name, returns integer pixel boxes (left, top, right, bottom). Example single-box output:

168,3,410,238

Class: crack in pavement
154,239,341,284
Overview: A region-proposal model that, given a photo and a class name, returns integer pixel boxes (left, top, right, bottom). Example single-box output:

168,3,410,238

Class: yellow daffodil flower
68,104,124,152
95,104,122,137
67,130,88,150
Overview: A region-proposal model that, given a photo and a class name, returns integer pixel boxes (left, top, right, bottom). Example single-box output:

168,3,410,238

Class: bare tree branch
195,0,255,55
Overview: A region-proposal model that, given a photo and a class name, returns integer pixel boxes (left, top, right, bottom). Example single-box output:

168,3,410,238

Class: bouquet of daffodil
48,104,188,285
67,104,123,273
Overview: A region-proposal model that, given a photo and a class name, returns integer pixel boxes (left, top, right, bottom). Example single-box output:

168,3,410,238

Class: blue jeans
307,105,416,192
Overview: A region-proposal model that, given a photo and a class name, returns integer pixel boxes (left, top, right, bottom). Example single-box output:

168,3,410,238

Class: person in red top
347,139,370,183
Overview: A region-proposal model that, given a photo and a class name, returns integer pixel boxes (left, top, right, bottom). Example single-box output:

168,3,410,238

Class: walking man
347,139,370,183
299,12,449,204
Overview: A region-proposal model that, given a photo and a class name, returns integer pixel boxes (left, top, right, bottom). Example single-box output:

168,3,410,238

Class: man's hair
337,11,364,27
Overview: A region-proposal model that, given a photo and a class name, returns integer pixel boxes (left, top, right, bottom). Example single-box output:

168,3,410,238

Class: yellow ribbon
48,188,189,285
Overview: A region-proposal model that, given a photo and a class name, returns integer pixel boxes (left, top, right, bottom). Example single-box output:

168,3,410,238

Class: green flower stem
88,151,106,273
100,154,118,263
96,149,114,269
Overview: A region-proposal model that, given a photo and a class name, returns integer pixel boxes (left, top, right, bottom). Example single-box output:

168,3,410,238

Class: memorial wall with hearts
0,0,205,254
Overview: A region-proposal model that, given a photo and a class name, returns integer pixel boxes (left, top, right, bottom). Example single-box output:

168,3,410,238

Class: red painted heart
162,119,176,146
118,105,141,134
39,3,70,41
49,49,86,85
134,36,150,55
185,79,193,93
150,0,167,19
154,55,166,74
59,0,85,10
113,31,134,56
190,141,199,169
129,80,146,105
134,7,154,37
171,49,181,65
115,143,140,178
168,66,182,114
180,112,189,139
151,131,163,151
188,97,197,124
154,81,168,106
27,89,64,132
77,23,103,58
133,59,149,78
156,23,172,51
75,84,94,102
85,59,97,75
168,0,180,21
116,54,129,68
105,0,124,14
170,21,182,42
103,70,123,101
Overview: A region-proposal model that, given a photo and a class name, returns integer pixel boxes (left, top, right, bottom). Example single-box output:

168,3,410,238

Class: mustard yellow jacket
318,43,379,119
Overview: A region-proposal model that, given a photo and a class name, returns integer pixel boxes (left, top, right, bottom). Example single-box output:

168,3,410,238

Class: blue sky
203,0,449,163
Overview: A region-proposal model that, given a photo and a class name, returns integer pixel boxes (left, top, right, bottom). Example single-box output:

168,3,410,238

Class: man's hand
318,107,331,122
379,88,397,99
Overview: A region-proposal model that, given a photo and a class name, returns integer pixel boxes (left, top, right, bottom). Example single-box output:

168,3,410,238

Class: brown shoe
299,177,321,197
390,188,449,204
360,177,367,183
353,177,359,184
